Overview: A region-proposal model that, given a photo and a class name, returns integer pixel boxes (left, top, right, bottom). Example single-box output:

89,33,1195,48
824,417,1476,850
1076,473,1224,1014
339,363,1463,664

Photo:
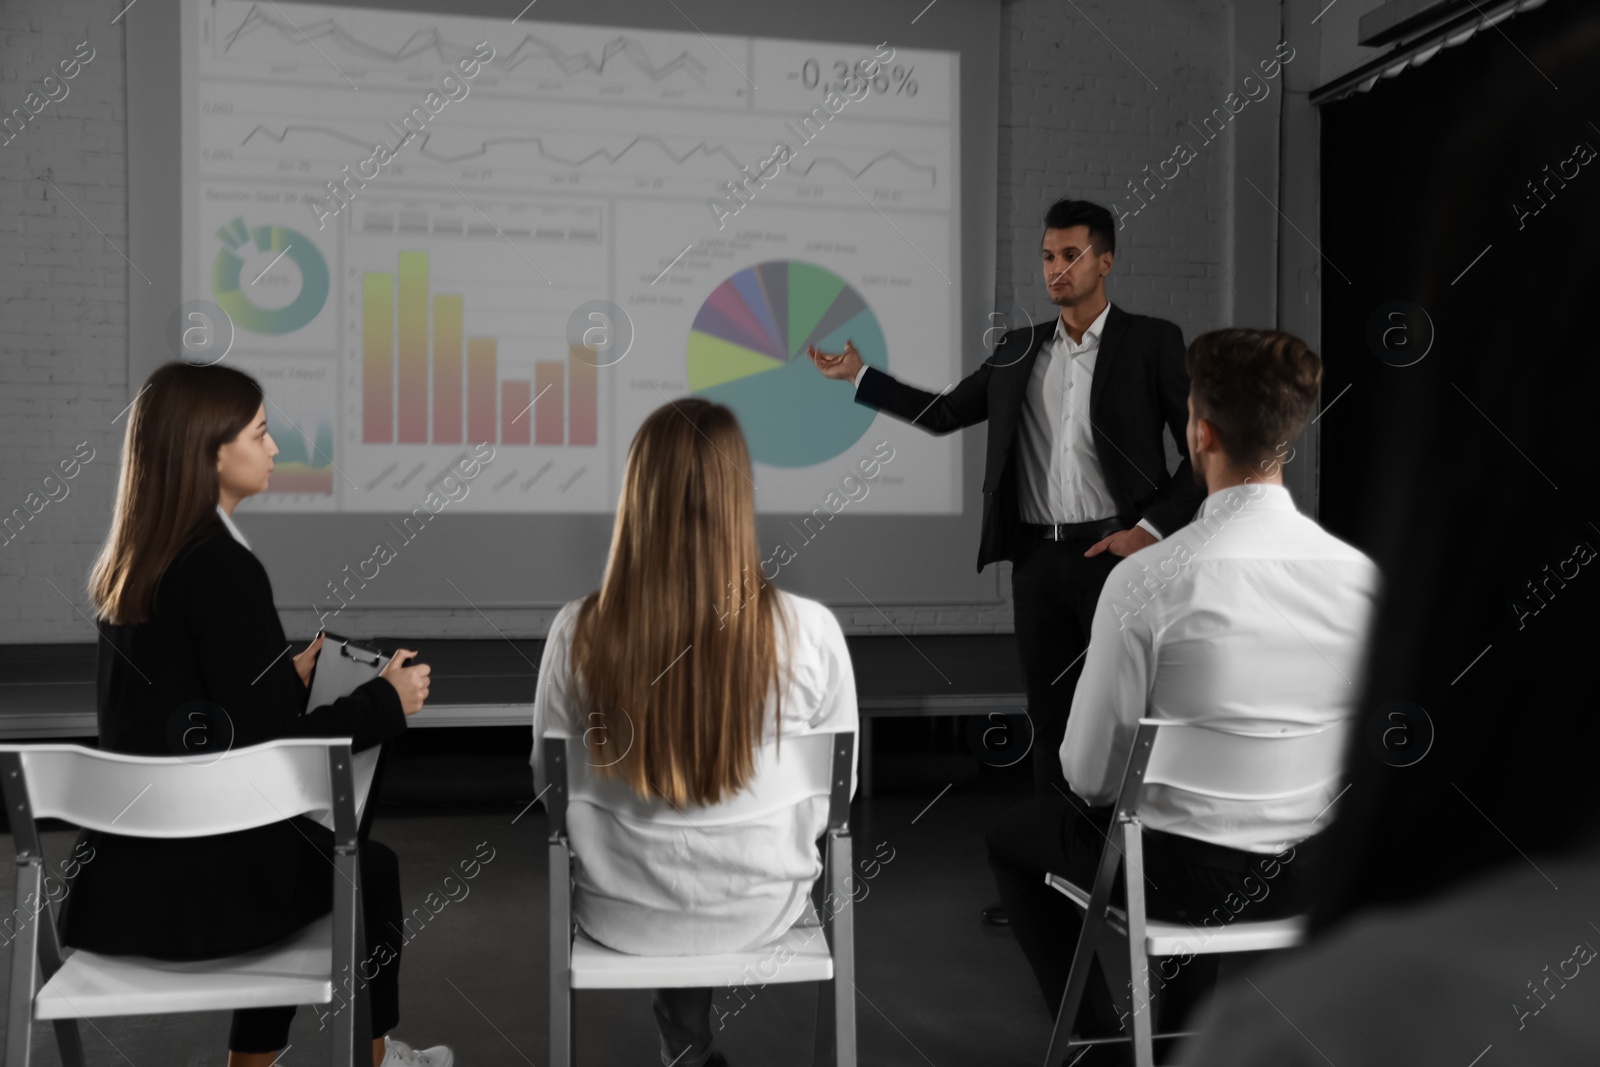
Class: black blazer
58,514,407,959
854,303,1205,572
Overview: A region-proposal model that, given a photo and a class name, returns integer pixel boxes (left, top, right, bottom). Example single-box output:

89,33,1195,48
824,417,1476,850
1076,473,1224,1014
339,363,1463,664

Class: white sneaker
380,1035,454,1066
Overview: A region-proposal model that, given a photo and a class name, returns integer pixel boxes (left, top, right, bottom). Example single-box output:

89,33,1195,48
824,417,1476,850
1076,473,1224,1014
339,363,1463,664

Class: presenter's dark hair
89,361,265,626
1184,329,1321,469
569,398,790,807
1042,198,1116,255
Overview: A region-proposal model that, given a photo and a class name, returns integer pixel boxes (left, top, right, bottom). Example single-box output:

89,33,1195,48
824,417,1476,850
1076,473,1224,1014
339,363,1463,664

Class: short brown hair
1184,329,1322,468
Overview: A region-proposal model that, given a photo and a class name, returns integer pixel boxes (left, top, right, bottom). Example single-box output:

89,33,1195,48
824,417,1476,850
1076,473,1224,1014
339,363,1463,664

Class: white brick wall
0,0,127,643
0,0,1237,643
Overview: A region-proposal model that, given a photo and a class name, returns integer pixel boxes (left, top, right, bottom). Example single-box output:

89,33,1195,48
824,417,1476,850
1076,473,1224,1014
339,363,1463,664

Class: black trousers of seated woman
987,792,1320,1047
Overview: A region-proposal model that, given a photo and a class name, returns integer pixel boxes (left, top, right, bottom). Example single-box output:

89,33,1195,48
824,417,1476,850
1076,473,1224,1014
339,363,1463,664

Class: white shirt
530,588,859,955
216,504,250,549
1016,302,1121,526
1060,482,1380,852
854,303,1161,539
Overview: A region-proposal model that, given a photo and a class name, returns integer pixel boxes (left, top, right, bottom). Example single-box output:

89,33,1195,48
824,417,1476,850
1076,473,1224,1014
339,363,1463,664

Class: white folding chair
0,739,382,1067
1042,717,1351,1067
545,728,857,1067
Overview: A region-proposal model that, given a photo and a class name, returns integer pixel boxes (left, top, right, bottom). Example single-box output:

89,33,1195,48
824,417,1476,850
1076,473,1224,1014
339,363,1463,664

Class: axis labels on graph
687,261,885,468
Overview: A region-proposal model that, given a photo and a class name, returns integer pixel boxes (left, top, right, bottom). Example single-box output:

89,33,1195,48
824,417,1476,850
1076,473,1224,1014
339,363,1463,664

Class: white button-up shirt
1061,483,1380,852
530,588,860,955
1017,302,1121,526
216,504,250,549
852,301,1160,538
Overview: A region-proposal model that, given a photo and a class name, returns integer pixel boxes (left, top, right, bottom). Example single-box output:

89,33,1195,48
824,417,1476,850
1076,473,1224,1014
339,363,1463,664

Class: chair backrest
0,738,357,839
545,728,853,832
1128,717,1352,805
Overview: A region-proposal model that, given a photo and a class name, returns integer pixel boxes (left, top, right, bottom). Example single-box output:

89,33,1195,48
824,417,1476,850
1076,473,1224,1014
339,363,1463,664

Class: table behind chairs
0,635,1024,797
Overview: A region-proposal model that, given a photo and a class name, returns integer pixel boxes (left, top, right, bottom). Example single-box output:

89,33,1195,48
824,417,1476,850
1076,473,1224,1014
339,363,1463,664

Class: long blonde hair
89,362,264,625
569,398,788,806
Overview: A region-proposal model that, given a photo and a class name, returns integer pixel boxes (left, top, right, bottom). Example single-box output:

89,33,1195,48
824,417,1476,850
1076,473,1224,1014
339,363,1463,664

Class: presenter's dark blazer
58,514,407,959
854,303,1205,572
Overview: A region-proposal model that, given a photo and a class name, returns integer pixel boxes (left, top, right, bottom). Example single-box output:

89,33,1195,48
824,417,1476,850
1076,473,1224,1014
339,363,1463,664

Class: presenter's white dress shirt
853,302,1162,539
1014,301,1121,526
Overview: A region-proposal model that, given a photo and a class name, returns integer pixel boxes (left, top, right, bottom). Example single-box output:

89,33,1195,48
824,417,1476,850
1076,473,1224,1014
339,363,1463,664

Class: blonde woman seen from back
531,398,860,1067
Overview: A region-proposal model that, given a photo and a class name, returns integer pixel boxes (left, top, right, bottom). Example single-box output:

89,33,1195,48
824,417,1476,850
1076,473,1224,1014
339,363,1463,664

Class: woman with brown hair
59,361,451,1067
530,397,860,1067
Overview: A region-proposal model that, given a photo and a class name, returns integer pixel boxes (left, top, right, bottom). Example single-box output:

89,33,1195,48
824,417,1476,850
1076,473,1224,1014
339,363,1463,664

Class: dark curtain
1313,1,1600,929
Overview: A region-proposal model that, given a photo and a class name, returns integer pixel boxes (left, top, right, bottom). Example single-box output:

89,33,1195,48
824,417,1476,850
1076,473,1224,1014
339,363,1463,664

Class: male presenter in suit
811,196,1204,831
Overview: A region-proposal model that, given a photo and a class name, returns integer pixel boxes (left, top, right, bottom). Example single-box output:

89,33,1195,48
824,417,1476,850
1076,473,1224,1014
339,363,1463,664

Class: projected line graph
220,4,712,84
234,125,941,187
219,4,489,68
498,34,709,83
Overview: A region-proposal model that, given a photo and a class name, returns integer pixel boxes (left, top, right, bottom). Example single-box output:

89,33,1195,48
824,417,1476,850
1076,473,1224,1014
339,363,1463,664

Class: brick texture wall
0,0,1236,643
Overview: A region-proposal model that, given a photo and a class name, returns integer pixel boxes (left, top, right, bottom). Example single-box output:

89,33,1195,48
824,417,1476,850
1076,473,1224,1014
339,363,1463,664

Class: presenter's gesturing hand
807,339,865,381
380,649,430,716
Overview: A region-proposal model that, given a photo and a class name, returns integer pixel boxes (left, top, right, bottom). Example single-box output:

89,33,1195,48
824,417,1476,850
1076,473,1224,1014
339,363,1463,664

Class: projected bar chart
360,250,598,447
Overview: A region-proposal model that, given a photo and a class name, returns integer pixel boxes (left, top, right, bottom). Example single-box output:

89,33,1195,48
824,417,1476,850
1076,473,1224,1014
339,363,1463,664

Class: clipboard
306,632,395,837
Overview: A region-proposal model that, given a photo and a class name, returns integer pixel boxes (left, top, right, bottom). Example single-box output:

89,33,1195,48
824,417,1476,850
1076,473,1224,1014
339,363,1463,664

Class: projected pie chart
687,261,885,468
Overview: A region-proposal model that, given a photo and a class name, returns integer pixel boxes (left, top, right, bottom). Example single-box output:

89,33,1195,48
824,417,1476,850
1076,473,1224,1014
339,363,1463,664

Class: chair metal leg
48,1021,83,1067
329,846,363,1067
1043,903,1114,1063
1122,821,1155,1067
1094,925,1136,1036
827,830,856,1067
32,875,83,1067
37,925,83,1067
6,863,41,1067
350,857,373,1064
549,841,574,1067
811,979,837,1067
1043,809,1134,1067
812,827,857,1067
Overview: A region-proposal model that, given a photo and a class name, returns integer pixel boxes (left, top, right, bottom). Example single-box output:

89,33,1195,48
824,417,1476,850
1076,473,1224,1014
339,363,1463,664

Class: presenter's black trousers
1010,533,1124,795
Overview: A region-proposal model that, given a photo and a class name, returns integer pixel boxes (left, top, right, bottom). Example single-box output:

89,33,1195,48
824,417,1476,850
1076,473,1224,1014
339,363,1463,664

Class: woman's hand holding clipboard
292,631,427,834
298,631,430,717
380,647,430,715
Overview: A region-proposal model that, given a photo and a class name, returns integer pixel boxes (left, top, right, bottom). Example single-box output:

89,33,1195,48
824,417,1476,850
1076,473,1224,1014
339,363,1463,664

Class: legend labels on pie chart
687,261,885,468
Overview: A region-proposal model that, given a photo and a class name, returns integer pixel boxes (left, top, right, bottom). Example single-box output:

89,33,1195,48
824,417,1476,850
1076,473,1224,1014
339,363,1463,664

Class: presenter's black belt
1021,517,1127,542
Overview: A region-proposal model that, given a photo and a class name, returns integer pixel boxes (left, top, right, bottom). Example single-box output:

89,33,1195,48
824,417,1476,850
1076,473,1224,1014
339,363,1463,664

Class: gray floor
0,787,1057,1067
